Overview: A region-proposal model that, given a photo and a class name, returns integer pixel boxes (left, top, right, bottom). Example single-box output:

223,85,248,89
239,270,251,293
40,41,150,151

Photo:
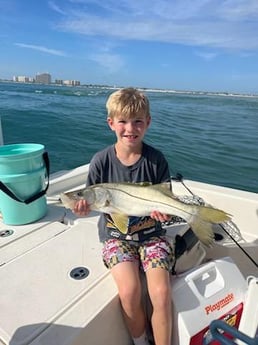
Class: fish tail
188,206,231,246
198,205,231,224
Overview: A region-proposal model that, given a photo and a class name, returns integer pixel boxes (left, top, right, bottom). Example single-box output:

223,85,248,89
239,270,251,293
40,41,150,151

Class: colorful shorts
102,236,174,272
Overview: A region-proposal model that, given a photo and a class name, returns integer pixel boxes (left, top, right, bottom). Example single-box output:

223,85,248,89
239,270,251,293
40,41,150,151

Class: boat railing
209,319,258,345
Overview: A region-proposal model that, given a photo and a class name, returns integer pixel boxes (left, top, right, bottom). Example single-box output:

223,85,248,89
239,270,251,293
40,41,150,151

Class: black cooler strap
0,151,50,204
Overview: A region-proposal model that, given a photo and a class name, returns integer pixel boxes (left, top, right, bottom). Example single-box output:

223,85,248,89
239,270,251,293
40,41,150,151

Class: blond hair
106,87,150,119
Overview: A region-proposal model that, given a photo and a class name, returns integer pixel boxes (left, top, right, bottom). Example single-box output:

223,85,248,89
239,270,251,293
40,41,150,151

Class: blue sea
0,82,257,193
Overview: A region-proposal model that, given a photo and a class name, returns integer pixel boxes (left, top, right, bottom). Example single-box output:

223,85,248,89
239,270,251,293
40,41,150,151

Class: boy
74,87,173,345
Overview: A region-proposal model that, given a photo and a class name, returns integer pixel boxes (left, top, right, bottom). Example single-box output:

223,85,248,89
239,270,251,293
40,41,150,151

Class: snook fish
60,182,231,246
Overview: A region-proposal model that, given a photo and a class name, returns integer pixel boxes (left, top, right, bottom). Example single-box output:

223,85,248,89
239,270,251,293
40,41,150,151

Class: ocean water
0,82,257,193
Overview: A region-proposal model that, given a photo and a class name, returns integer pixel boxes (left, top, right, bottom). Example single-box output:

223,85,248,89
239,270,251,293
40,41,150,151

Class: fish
60,182,231,246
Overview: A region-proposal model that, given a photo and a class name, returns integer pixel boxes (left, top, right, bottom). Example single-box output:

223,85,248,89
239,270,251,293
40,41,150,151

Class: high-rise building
35,73,51,84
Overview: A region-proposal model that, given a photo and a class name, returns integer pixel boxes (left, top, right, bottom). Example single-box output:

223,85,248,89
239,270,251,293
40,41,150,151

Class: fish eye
77,191,84,197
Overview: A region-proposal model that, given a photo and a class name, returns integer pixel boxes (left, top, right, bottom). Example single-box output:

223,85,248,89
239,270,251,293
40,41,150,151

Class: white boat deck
0,202,131,345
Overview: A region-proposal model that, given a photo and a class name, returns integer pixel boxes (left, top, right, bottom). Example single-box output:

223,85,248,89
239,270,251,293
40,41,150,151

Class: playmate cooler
172,257,247,345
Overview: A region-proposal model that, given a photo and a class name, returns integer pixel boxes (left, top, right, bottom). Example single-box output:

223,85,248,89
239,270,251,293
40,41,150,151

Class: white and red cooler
172,257,248,345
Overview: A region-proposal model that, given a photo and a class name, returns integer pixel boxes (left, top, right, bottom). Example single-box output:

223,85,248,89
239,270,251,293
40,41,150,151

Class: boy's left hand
150,211,171,223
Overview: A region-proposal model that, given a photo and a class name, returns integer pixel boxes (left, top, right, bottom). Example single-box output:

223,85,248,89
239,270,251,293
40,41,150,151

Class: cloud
89,51,125,73
194,51,218,60
48,1,66,15
217,0,258,20
53,0,258,51
14,43,67,56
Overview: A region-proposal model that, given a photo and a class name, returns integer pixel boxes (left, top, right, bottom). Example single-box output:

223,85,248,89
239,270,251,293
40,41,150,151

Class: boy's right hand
73,199,91,217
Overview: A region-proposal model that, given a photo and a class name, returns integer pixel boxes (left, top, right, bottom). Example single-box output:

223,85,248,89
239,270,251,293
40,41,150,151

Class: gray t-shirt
86,142,171,242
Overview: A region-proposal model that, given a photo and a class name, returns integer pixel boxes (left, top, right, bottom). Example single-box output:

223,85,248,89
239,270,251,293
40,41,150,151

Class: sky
1,0,258,94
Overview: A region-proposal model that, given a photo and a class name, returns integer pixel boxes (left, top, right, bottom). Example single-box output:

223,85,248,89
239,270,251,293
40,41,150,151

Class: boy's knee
149,284,171,306
119,283,142,305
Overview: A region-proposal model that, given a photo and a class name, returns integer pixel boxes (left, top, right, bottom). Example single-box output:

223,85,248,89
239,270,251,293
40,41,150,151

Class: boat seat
165,222,207,275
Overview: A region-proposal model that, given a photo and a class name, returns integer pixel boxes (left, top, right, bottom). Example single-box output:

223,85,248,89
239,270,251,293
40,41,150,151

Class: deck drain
70,267,90,280
214,233,224,241
0,229,14,237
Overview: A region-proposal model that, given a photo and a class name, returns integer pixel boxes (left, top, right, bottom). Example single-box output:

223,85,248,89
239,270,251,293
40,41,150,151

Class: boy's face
107,113,151,148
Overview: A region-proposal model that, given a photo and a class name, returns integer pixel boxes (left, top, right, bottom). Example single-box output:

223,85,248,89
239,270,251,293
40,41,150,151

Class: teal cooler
0,143,49,225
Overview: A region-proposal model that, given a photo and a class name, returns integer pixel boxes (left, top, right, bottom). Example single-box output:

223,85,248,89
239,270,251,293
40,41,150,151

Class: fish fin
138,181,152,186
198,206,231,224
131,181,170,188
120,181,152,187
151,182,171,190
110,214,128,234
150,183,173,197
190,217,215,247
189,206,231,246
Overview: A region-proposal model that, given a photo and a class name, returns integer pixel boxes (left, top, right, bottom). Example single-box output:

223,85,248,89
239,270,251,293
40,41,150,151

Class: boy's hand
73,199,91,217
150,211,171,223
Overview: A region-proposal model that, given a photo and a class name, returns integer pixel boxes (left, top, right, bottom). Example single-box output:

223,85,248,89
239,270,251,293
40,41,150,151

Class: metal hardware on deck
70,267,90,280
0,229,14,237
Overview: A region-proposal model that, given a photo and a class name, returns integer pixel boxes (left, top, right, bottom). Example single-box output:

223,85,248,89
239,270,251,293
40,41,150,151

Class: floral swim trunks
102,236,174,272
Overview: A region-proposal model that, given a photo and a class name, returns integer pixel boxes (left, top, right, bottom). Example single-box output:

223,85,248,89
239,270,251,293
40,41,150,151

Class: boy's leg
111,261,146,338
103,239,148,341
140,237,174,345
146,267,172,345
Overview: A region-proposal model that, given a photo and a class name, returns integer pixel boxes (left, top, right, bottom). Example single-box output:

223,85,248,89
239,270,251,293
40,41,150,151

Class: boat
0,162,258,345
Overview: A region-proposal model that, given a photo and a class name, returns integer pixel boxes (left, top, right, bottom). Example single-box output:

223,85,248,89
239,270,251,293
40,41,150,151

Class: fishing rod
171,172,258,270
218,222,258,269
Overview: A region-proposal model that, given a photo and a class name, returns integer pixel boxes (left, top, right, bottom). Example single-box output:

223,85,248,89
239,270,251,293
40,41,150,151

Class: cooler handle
185,261,216,282
0,151,50,204
185,261,224,299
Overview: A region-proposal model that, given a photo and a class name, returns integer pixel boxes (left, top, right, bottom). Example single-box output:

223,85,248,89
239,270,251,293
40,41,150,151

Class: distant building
35,73,51,84
63,80,80,86
13,75,30,83
12,73,80,86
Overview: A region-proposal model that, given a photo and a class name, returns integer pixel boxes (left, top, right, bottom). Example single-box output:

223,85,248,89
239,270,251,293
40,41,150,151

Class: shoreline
0,79,258,99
